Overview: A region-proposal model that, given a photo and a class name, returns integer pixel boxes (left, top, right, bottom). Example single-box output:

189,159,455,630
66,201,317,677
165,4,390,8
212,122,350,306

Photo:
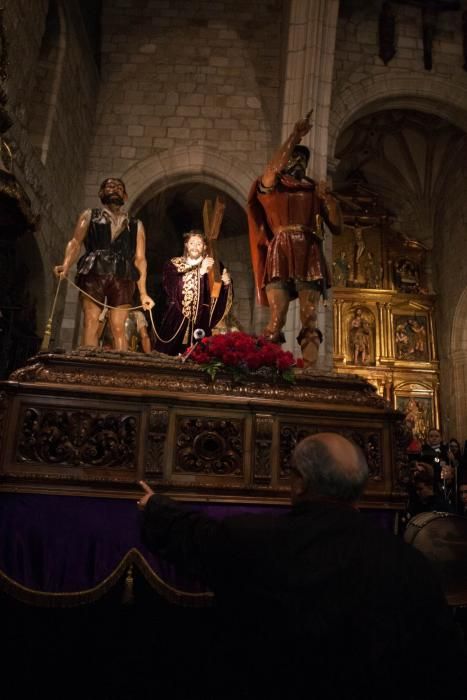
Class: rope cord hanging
43,272,188,348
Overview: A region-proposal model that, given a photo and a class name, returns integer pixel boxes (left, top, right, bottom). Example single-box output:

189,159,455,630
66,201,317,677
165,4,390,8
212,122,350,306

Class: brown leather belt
272,223,323,241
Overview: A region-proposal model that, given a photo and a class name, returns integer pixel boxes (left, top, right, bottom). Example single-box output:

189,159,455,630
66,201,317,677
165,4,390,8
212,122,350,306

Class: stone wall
331,0,467,157
65,0,284,339
3,0,99,337
85,0,283,198
434,152,467,436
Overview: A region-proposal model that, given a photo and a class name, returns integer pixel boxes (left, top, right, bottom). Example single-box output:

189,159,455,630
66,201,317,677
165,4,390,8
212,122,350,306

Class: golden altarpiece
332,181,438,445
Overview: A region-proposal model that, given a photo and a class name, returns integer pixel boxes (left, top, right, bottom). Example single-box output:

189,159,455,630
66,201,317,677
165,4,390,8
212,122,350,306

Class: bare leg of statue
263,286,290,344
109,306,131,351
139,326,152,353
81,296,103,347
297,289,322,367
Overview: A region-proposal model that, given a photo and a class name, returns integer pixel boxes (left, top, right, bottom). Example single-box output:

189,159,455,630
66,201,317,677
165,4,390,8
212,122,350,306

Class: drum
404,511,467,606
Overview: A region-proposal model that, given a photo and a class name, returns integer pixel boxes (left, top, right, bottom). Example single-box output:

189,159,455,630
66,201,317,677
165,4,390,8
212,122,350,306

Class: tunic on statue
75,208,140,307
76,208,139,280
247,175,336,306
153,257,232,356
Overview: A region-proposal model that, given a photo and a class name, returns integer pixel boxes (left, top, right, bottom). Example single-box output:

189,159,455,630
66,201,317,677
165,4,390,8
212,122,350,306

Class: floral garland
188,331,299,383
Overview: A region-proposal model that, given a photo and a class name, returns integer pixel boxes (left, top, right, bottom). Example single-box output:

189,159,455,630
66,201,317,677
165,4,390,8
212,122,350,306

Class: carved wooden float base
0,349,408,507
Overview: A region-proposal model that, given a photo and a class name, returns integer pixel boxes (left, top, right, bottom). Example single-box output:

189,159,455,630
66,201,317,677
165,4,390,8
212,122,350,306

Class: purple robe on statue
154,256,232,356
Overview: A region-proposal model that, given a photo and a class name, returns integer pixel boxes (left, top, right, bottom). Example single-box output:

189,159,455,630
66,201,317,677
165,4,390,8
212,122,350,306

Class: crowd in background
402,428,467,519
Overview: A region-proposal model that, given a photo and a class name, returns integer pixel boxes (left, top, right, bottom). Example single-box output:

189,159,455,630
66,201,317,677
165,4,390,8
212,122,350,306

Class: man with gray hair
139,432,465,699
289,431,368,504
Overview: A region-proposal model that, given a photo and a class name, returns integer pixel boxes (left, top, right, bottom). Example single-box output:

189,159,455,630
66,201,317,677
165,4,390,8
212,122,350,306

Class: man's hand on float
199,256,214,275
221,269,231,285
137,480,154,510
140,294,155,310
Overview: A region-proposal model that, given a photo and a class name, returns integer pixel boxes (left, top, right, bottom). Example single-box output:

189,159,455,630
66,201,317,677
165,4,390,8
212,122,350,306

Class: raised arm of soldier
134,221,155,310
261,114,312,189
54,209,92,280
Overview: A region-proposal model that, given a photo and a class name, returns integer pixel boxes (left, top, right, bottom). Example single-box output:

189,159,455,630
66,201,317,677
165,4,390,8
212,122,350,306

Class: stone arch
329,74,467,159
59,148,259,350
449,285,467,438
122,146,257,213
124,147,258,335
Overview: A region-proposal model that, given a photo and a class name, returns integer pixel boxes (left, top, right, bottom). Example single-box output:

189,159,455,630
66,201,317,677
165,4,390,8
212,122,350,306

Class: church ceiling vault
335,108,467,245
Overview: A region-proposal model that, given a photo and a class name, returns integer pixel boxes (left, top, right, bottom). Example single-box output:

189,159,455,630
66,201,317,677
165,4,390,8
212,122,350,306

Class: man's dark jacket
142,495,465,700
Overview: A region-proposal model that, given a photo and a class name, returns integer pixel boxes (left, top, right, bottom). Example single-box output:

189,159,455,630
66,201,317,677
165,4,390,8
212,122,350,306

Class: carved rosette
279,424,383,481
145,408,169,477
175,417,243,476
17,407,138,469
253,414,273,484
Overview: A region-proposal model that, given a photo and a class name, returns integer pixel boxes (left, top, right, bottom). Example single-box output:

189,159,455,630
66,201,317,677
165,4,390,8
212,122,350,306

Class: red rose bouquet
189,331,296,383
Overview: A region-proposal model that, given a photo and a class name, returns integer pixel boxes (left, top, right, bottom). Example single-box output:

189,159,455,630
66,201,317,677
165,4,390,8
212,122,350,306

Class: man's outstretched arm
138,481,228,584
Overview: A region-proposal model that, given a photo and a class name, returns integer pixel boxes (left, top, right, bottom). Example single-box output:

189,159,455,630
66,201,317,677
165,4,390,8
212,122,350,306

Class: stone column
449,350,467,440
280,0,340,368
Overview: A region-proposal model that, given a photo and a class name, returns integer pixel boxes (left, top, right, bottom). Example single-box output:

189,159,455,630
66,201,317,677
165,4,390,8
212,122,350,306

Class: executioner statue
247,114,343,366
54,178,154,351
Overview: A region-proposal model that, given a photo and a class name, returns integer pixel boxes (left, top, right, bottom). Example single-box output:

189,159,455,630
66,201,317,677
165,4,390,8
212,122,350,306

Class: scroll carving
279,425,318,479
175,417,243,476
145,408,169,477
254,414,273,483
17,407,138,469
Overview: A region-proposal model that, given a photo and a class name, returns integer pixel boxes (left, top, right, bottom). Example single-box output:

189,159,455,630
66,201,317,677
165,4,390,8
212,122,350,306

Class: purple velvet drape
0,493,396,596
0,494,283,595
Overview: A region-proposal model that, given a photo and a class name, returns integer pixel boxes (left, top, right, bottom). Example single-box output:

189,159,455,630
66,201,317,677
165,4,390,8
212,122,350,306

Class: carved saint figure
407,318,427,356
395,258,420,293
394,317,428,360
395,323,410,359
349,307,371,365
333,250,351,287
352,227,366,286
364,251,381,288
404,398,428,442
